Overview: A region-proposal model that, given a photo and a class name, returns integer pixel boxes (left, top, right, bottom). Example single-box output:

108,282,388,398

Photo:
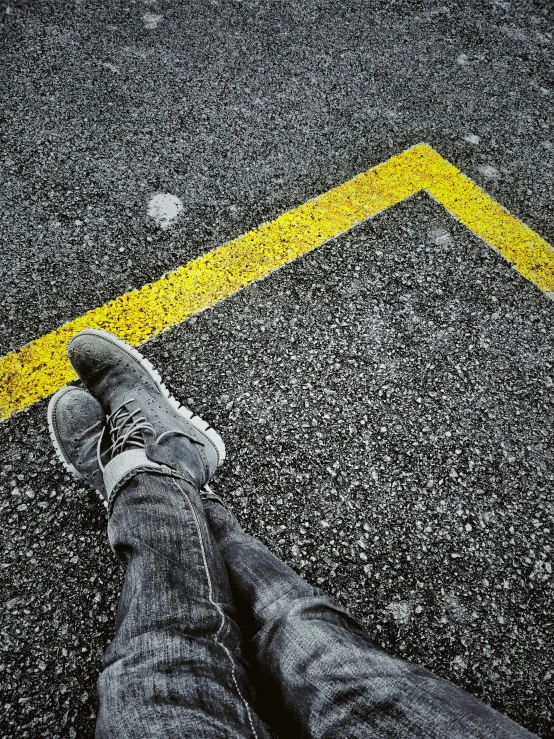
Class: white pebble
477,164,500,180
147,193,183,230
143,13,163,29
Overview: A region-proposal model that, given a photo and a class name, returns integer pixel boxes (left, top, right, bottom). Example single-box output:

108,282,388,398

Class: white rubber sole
68,328,226,467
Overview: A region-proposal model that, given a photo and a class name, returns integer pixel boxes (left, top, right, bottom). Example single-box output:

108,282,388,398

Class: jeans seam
168,478,259,739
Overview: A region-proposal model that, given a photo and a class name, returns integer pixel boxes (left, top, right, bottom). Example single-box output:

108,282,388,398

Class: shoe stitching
107,465,190,515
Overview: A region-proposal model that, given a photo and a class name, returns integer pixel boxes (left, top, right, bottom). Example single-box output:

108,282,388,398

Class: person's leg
48,332,271,739
204,495,538,739
96,468,269,739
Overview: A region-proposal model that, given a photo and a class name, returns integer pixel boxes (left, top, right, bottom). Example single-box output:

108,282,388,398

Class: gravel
1,0,554,736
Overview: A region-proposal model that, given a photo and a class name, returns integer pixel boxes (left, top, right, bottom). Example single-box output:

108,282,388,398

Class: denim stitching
108,466,190,516
169,478,259,738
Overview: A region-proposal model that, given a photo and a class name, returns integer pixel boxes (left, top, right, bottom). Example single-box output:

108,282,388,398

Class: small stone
477,164,500,180
147,193,183,229
143,12,163,29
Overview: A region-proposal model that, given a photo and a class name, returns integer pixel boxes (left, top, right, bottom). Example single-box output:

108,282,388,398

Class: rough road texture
1,1,553,737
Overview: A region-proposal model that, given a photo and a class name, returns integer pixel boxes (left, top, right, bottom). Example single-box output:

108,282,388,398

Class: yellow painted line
1,143,553,420
420,146,554,292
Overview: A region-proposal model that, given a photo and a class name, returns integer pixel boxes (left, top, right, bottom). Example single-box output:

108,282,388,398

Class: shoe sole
47,387,109,510
68,329,226,467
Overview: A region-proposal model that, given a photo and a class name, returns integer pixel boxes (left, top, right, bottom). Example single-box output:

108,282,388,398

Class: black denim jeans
96,469,536,738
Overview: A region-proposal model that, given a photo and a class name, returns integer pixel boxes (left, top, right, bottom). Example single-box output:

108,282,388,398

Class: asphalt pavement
1,1,553,737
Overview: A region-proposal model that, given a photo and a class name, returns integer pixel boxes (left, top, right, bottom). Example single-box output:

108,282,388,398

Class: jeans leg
96,469,270,739
204,500,537,739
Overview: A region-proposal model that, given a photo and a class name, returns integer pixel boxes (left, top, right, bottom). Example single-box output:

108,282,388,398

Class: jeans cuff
106,458,191,516
104,447,196,513
103,449,165,499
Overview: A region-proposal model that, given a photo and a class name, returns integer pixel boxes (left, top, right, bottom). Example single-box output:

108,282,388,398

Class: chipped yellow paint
1,143,553,420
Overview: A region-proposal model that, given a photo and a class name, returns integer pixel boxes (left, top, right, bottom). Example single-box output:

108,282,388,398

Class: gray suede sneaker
48,385,176,511
47,386,109,507
66,329,225,489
